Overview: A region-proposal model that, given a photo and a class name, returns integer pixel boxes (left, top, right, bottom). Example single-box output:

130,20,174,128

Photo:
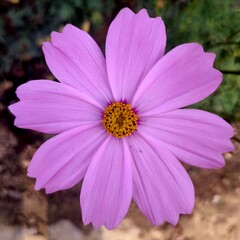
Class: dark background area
1,0,240,123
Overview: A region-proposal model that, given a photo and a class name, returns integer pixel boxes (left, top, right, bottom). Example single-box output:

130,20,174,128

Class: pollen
102,102,138,138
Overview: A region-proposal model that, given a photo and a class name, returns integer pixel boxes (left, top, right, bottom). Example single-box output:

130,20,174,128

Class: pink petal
28,124,107,193
43,24,113,106
9,80,103,134
106,8,166,102
80,138,132,230
132,43,222,115
128,133,194,225
140,109,234,168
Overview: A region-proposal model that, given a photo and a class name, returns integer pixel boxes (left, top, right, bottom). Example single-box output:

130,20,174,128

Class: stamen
102,102,138,138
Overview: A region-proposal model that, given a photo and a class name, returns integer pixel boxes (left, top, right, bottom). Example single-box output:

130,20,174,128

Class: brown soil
0,80,240,239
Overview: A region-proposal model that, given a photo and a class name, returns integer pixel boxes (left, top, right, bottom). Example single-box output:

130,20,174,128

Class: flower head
9,8,234,230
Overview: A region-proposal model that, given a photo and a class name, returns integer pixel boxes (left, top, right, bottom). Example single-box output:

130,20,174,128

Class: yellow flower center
102,102,138,138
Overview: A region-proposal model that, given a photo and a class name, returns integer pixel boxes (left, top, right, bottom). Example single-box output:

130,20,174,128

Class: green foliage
157,0,240,121
0,0,115,71
1,0,239,121
193,74,240,121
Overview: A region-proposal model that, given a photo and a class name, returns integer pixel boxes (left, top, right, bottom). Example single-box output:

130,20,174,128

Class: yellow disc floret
102,102,138,138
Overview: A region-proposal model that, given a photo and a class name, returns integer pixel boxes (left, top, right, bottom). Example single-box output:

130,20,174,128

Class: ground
0,80,240,240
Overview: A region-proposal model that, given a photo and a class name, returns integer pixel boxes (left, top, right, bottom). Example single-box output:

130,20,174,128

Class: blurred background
0,0,240,239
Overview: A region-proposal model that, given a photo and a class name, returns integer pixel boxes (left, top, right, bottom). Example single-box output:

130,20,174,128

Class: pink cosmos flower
9,8,234,230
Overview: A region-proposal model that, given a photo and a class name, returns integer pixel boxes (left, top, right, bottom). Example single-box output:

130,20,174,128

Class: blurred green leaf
59,4,75,20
